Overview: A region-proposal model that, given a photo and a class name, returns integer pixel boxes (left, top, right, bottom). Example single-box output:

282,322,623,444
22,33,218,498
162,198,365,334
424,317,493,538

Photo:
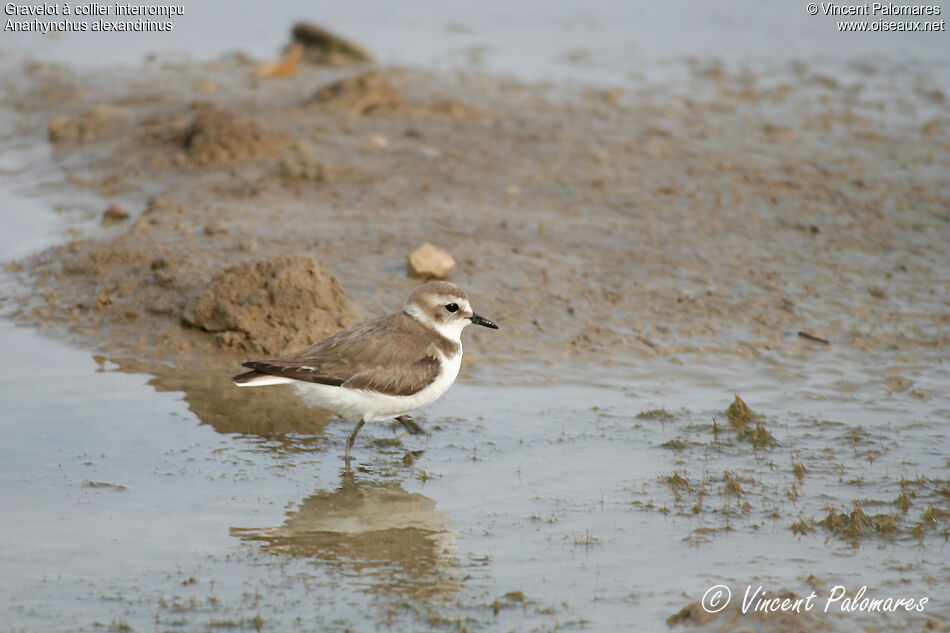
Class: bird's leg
395,414,425,435
345,419,366,468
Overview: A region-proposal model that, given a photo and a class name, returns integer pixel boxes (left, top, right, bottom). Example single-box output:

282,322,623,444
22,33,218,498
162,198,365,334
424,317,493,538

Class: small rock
409,243,456,279
240,239,260,254
102,204,130,221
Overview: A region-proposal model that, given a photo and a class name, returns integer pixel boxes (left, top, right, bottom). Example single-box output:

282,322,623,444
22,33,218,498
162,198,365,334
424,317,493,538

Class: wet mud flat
2,52,948,370
0,48,949,632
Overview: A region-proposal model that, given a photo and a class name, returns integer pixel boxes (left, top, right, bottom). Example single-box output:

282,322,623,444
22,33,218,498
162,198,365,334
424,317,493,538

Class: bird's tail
232,371,294,387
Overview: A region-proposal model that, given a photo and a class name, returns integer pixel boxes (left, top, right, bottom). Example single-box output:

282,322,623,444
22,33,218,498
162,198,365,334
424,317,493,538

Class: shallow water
2,314,948,631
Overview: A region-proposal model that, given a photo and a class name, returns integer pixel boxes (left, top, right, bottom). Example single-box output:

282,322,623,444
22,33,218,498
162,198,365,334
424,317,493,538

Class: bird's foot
395,415,427,436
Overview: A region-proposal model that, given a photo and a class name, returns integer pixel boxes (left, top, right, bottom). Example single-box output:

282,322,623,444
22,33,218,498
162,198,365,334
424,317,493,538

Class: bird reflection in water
231,472,460,600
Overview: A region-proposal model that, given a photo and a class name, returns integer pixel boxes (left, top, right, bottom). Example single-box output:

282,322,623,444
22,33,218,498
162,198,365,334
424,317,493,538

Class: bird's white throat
403,304,468,343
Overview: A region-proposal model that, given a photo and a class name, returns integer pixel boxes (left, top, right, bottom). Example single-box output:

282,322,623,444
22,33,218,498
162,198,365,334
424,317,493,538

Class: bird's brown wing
241,313,446,396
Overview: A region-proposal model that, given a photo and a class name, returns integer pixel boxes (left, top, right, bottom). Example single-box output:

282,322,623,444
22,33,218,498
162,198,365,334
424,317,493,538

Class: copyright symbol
806,3,819,14
701,585,731,613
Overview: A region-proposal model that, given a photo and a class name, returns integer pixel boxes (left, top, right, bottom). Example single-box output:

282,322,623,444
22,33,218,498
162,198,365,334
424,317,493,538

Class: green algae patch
637,408,674,422
790,516,815,535
726,395,776,449
726,395,755,426
818,502,901,543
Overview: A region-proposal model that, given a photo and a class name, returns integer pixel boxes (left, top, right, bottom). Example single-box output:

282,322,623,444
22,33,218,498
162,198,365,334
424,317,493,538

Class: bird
232,281,499,466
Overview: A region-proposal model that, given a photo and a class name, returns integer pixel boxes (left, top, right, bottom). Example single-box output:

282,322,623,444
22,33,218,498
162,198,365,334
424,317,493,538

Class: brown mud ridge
2,54,949,382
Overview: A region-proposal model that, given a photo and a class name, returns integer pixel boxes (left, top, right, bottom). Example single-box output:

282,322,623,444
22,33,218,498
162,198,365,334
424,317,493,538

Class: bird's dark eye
445,303,459,313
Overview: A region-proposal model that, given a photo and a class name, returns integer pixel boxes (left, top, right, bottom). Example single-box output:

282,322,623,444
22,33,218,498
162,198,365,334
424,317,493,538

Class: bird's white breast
289,350,462,423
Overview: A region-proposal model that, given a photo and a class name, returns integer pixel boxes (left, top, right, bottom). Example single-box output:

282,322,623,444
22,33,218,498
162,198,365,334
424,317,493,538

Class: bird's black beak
469,313,499,329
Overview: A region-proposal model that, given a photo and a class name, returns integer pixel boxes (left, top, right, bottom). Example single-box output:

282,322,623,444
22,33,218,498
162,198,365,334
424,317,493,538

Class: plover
233,281,498,465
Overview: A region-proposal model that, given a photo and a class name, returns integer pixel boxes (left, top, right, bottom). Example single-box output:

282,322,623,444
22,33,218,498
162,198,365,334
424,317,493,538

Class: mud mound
309,71,406,115
182,256,360,356
182,104,284,165
48,104,131,143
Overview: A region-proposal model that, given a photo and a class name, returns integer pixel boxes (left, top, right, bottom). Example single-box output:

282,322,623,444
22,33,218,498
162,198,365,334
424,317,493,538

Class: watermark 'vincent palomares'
744,585,928,614
813,3,942,15
701,584,929,615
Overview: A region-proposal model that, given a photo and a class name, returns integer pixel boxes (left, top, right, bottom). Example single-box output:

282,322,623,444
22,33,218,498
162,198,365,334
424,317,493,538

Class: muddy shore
2,53,947,382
